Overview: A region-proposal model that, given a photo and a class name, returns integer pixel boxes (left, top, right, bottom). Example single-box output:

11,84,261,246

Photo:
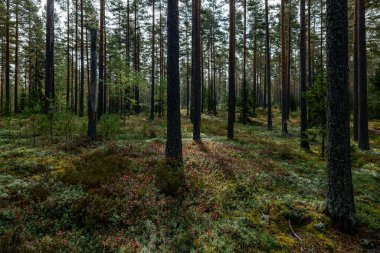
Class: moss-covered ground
0,110,379,252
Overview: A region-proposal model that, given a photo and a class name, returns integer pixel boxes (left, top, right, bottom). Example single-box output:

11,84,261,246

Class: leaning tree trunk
166,0,182,161
192,0,202,141
88,29,97,141
45,0,54,114
228,0,236,140
300,0,310,149
265,0,272,130
357,0,369,150
326,0,355,232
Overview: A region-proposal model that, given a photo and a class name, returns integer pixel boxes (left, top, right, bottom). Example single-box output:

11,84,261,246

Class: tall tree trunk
1,36,4,112
242,0,247,124
308,0,312,88
326,0,355,232
5,0,10,115
45,0,54,114
357,0,369,150
98,0,105,118
66,0,70,110
300,0,310,149
74,0,78,113
166,0,183,161
79,0,84,117
253,16,257,114
353,0,359,142
265,0,272,130
281,0,288,133
150,0,155,121
88,29,97,141
287,0,292,120
228,0,236,139
14,4,19,114
192,0,201,141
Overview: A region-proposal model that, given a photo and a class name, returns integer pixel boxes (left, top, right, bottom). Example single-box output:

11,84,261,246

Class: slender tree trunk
281,0,288,133
242,0,247,124
300,0,310,149
253,17,257,114
74,0,78,113
287,0,292,120
265,0,272,130
186,23,190,117
98,0,105,118
5,0,10,115
166,0,183,161
192,0,201,141
45,0,54,114
228,0,236,139
353,0,359,142
79,0,84,117
67,0,70,110
88,29,97,141
0,36,4,112
357,0,369,150
326,0,355,232
14,4,19,114
150,0,155,121
308,0,312,88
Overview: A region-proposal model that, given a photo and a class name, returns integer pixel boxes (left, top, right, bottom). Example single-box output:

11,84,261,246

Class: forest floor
0,109,379,253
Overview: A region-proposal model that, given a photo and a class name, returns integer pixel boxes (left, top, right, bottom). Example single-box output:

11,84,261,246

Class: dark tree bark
253,16,257,114
192,0,201,141
228,0,236,140
134,1,140,114
88,29,97,141
74,0,78,113
265,0,272,130
357,0,369,150
79,0,84,117
281,0,288,134
166,0,182,161
66,0,70,110
98,0,105,118
300,0,310,149
5,0,10,115
45,0,54,114
14,3,19,113
242,0,247,125
353,0,359,142
308,0,312,88
326,0,355,232
150,0,155,121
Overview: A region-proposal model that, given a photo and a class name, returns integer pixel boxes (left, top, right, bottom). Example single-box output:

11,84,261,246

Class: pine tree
45,0,54,114
265,0,272,130
192,0,201,141
357,0,370,150
228,0,236,140
300,0,310,149
166,0,182,161
326,0,355,232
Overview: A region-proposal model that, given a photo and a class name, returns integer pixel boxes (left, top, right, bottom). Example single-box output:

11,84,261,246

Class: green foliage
369,64,380,119
61,146,130,188
98,115,123,140
155,160,185,195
